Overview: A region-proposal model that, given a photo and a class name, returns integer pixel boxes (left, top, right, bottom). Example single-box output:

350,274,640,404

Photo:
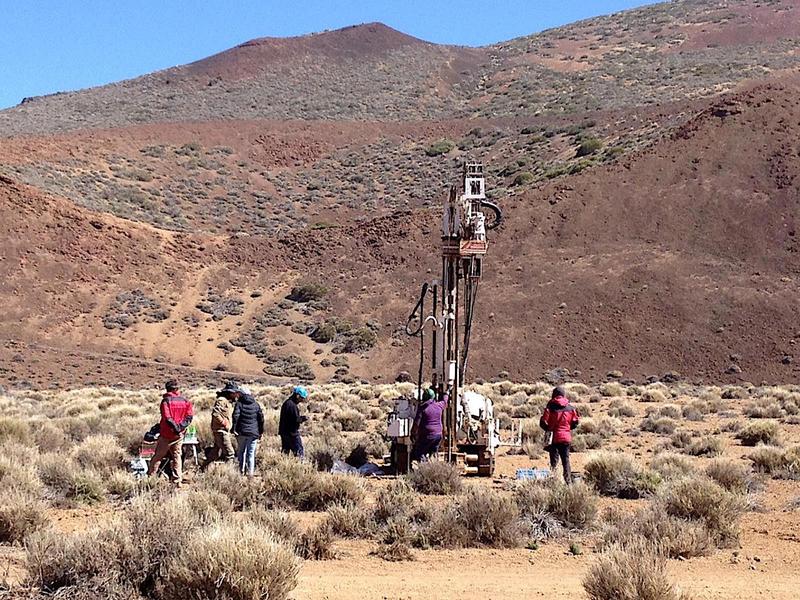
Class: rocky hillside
1,0,798,135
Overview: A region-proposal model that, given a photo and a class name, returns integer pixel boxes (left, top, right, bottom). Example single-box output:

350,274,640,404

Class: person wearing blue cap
279,385,308,458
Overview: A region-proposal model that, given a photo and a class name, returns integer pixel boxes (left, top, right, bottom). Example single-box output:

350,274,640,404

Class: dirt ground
3,450,797,600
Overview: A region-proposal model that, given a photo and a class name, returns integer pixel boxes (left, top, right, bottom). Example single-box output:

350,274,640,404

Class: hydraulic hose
481,200,503,230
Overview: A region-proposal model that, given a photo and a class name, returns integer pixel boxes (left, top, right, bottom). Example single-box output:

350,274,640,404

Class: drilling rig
387,163,503,476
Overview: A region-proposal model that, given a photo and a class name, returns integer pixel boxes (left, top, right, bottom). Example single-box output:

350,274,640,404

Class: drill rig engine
387,163,503,476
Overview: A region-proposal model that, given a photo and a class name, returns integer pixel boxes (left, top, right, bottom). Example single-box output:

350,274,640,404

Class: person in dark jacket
539,385,580,484
231,385,264,476
147,379,194,486
278,386,308,458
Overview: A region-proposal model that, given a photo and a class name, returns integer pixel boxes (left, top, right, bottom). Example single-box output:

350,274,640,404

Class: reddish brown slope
468,76,800,382
186,23,437,79
2,77,800,388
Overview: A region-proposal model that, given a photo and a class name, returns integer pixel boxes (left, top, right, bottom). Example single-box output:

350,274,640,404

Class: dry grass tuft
737,421,781,447
0,489,49,544
650,453,695,480
600,506,712,559
159,522,300,600
584,452,661,499
584,539,692,600
407,461,463,495
515,479,597,532
658,476,745,548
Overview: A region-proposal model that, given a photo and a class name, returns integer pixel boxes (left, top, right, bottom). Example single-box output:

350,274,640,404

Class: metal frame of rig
387,162,503,476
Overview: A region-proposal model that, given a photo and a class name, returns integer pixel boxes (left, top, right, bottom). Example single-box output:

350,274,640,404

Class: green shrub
287,283,328,303
425,139,455,157
513,171,535,186
576,138,602,157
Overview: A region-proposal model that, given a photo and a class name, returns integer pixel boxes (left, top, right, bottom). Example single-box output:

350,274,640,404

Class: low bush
607,399,636,418
372,517,414,562
72,434,126,474
748,445,800,479
583,539,691,600
0,456,43,496
335,409,366,432
0,417,32,445
425,139,455,157
584,452,661,499
159,522,300,600
670,432,724,456
682,401,709,421
198,462,261,510
407,461,463,495
658,476,744,548
737,421,781,446
650,453,695,480
426,488,520,549
297,521,336,560
600,506,712,559
373,480,421,525
246,507,301,547
744,399,783,419
577,416,620,438
640,415,677,435
515,479,597,531
640,389,667,403
325,503,375,538
287,283,328,303
0,489,48,544
576,137,602,157
705,458,756,494
261,457,364,511
599,382,624,397
571,433,603,452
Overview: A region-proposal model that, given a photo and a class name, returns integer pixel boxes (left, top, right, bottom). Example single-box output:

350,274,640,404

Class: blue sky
0,1,659,109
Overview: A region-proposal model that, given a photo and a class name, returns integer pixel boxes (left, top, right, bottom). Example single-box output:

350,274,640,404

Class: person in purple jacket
411,387,447,462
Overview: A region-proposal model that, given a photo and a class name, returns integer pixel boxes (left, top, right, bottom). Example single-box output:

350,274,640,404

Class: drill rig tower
390,163,502,476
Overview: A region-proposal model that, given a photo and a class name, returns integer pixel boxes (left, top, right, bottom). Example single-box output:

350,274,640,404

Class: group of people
146,379,581,487
408,384,581,484
146,379,309,486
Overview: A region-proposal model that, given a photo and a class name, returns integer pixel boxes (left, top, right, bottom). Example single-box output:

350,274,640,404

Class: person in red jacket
147,379,194,486
539,385,580,484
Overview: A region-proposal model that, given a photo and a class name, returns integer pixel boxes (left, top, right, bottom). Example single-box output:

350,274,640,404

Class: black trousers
548,442,572,484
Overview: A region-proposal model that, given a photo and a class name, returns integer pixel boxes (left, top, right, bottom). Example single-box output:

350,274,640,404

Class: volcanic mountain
0,0,799,389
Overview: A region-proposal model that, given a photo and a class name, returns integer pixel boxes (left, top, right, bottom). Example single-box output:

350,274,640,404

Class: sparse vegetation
584,452,661,499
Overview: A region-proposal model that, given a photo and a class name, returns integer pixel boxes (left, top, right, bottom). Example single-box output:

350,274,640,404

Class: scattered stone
395,371,413,383
781,355,793,365
725,364,743,375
